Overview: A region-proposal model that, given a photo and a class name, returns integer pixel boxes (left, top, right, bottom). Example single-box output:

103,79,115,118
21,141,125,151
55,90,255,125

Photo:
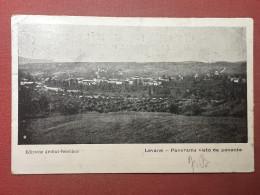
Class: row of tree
19,84,247,119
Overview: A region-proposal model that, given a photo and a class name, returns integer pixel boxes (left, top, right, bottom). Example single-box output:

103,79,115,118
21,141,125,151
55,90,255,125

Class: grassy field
18,112,247,144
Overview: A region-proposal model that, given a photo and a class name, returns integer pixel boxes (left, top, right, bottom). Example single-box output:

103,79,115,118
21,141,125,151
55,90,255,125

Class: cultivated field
19,112,247,144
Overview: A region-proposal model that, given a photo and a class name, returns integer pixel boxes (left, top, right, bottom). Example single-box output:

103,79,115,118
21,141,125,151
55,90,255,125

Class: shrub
169,103,179,114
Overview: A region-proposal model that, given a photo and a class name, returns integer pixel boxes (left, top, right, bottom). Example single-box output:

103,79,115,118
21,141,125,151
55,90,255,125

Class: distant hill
19,57,54,64
19,60,247,78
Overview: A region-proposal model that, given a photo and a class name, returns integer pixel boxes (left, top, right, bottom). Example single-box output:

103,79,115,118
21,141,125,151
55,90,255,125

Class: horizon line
18,57,246,64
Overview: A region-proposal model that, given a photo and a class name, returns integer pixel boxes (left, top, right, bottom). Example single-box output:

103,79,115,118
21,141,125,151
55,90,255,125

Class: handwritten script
188,154,210,172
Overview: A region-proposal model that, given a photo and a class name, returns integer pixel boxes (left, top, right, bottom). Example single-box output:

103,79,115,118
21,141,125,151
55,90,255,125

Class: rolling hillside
19,60,246,78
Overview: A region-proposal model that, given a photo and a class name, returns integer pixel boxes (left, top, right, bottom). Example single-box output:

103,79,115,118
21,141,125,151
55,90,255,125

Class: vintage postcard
11,15,254,174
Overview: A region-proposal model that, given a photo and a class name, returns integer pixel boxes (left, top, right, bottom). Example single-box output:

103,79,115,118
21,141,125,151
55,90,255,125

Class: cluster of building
76,76,171,86
20,66,246,90
192,68,246,83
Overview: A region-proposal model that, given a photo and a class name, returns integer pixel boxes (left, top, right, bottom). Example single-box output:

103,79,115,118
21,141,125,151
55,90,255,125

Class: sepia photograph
17,21,248,145
11,16,254,174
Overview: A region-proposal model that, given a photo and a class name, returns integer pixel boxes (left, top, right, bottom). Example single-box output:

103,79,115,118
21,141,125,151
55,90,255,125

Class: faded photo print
18,24,247,144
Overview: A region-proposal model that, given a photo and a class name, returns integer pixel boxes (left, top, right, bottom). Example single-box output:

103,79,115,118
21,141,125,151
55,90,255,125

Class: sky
18,24,246,63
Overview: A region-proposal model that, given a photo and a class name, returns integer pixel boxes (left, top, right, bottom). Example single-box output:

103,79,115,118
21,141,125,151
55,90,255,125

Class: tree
190,103,203,115
169,103,179,115
61,100,80,115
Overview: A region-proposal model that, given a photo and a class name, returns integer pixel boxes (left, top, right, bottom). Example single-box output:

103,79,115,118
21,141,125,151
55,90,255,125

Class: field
18,112,247,144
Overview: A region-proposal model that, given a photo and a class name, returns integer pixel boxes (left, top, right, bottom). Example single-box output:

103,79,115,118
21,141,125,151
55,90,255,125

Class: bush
191,103,203,115
61,100,80,115
169,103,179,114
